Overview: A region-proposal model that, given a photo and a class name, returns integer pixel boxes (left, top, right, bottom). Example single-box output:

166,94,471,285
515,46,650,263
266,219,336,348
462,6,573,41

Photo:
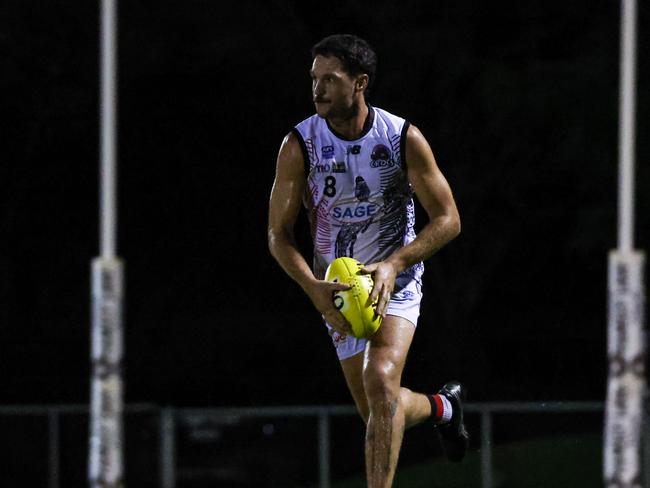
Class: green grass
319,433,602,488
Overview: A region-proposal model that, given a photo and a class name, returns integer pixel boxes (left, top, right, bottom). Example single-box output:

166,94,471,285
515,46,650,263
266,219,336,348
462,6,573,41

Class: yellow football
324,257,382,339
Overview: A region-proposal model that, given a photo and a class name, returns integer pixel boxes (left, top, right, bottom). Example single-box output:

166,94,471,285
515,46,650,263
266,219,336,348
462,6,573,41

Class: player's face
310,55,361,119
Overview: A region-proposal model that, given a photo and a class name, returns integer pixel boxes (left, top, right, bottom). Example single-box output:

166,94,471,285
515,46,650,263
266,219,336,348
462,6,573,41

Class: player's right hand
304,279,353,335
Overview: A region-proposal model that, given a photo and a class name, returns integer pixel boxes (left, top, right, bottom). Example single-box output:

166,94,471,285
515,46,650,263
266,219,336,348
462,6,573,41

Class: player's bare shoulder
404,124,437,171
276,131,306,178
269,131,308,230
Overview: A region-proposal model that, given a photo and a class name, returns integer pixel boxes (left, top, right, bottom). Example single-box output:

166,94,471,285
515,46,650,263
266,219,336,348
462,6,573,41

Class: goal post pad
604,250,646,487
89,258,124,487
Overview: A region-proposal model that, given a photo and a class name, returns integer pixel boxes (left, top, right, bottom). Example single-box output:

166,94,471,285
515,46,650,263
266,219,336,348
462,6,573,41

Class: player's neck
327,101,369,140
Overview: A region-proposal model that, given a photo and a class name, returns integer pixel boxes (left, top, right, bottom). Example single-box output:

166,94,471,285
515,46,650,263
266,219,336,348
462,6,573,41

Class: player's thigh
364,315,416,390
339,316,416,420
340,351,369,423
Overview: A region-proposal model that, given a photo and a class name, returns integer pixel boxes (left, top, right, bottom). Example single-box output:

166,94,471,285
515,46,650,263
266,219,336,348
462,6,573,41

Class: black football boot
437,381,469,462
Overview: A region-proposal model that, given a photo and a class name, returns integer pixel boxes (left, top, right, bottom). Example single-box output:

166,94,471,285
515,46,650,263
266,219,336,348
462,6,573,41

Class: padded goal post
90,0,122,483
604,1,647,485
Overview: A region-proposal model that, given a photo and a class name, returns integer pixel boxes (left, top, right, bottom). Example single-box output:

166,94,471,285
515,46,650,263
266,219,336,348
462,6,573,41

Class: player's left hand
361,261,397,319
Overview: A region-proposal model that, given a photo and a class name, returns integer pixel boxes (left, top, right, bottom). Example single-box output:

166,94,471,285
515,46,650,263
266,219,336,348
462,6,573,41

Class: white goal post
603,1,647,487
89,0,124,486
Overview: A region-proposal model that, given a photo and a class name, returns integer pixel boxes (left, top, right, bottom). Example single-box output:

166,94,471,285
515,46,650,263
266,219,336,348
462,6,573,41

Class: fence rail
2,401,646,488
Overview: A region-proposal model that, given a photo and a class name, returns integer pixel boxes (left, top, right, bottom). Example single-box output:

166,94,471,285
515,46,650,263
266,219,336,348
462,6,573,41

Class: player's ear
356,74,369,92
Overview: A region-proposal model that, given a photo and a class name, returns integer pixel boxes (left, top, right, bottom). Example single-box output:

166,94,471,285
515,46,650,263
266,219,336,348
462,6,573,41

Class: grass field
321,433,602,488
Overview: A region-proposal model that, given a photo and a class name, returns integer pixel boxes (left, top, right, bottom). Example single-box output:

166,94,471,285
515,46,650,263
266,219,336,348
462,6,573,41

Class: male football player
268,34,468,487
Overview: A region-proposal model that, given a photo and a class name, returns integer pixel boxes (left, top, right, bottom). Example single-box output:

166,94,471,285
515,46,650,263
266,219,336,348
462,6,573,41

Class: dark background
1,0,649,412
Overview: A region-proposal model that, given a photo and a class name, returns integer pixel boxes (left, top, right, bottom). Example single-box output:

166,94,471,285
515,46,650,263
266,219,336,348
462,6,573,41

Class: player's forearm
268,229,317,291
386,214,460,274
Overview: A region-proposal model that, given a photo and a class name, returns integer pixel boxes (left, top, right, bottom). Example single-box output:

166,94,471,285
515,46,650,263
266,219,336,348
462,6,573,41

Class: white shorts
325,279,423,361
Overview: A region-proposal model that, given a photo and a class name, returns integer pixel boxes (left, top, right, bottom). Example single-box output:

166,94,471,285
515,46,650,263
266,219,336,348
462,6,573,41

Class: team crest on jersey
370,144,396,168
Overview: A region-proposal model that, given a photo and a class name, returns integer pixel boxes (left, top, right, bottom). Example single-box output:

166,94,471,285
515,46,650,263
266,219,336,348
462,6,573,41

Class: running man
268,34,468,487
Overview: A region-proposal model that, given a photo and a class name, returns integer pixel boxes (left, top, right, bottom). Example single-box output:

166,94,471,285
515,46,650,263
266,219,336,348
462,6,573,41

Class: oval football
324,257,382,338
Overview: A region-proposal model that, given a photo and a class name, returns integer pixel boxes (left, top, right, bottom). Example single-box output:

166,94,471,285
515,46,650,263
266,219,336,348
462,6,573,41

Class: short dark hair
311,34,377,93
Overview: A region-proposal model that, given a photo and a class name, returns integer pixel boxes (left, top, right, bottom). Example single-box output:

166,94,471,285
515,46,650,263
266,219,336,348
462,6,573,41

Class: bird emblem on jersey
354,176,371,202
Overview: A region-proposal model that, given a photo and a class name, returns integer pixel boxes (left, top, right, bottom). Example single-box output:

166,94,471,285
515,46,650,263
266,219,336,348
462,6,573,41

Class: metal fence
2,401,648,488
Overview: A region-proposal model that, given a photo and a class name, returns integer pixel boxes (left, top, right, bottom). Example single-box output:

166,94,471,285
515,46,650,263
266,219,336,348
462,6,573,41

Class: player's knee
363,360,399,405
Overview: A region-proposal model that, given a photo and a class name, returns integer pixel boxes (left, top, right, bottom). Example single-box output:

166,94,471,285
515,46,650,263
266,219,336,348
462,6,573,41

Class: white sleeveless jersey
293,106,424,290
